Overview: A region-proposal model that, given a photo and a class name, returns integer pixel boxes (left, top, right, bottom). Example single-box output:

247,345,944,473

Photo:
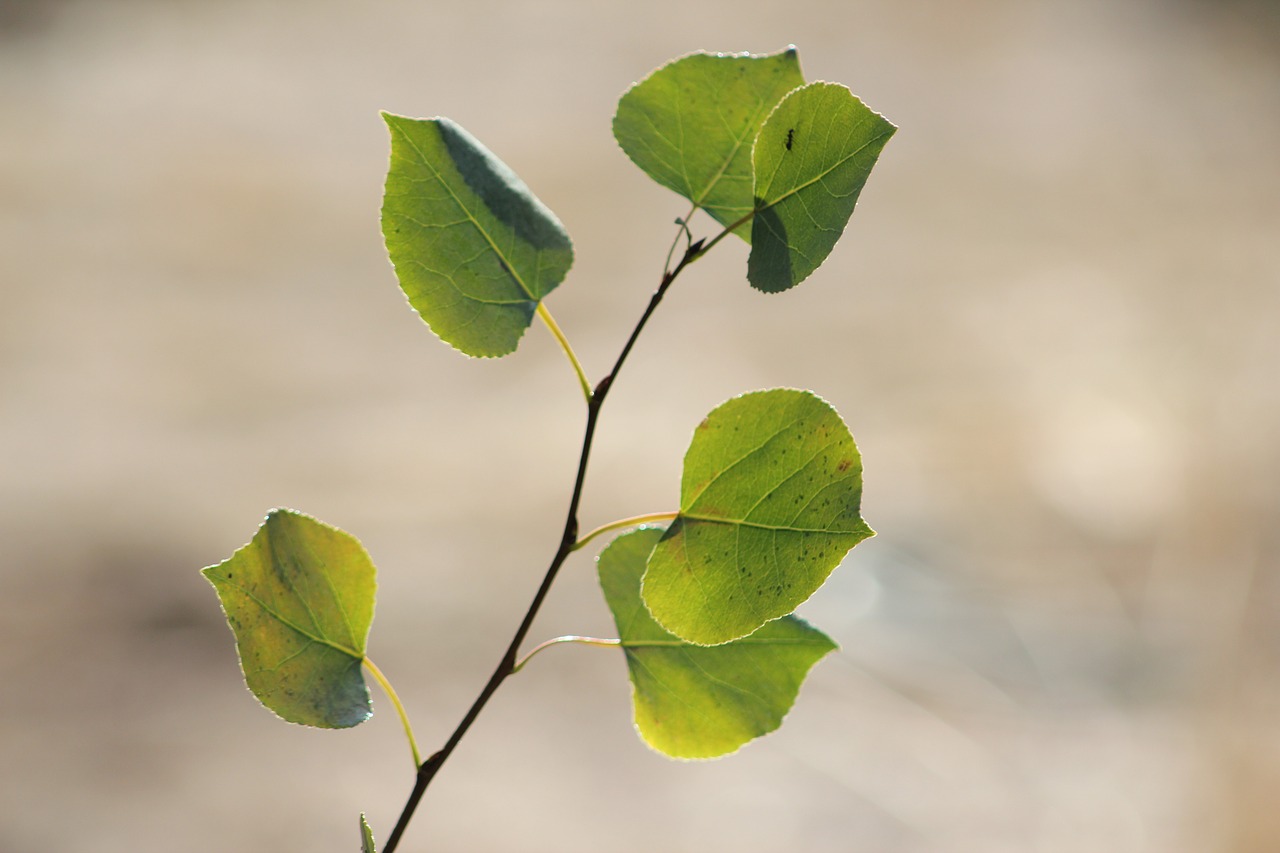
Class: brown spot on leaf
836,458,854,472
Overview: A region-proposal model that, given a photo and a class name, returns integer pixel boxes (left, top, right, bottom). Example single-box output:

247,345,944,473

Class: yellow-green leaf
202,509,376,728
600,528,836,759
643,389,873,645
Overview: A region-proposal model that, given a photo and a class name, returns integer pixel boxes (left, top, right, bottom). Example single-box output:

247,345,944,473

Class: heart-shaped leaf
600,528,836,759
748,83,895,292
381,113,574,357
643,389,873,645
613,48,805,242
202,509,376,728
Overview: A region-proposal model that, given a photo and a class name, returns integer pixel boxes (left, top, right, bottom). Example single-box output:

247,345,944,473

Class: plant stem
571,511,679,552
537,302,592,402
361,657,422,769
381,229,709,853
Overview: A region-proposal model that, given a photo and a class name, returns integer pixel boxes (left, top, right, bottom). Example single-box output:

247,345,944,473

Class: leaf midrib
217,576,363,661
679,512,864,536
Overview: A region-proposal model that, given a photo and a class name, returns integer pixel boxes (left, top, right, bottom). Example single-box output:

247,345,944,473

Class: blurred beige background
2,0,1278,851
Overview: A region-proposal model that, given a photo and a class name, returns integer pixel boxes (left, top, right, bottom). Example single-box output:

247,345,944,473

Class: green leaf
201,509,376,728
360,814,378,853
748,83,896,292
643,389,873,646
381,113,574,358
613,48,805,242
600,528,836,759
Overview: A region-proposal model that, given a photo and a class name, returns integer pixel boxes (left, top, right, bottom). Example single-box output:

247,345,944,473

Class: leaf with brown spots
643,389,873,645
600,528,836,759
202,509,376,728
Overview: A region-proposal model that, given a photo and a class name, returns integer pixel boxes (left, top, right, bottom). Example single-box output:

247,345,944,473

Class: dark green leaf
613,48,805,241
381,113,574,357
748,83,895,292
643,389,873,645
202,509,376,728
600,528,836,759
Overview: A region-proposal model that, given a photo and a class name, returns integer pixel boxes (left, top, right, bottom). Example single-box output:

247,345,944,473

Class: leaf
201,509,376,728
748,82,896,292
643,389,873,646
381,113,574,358
613,48,805,242
600,528,836,759
360,814,378,853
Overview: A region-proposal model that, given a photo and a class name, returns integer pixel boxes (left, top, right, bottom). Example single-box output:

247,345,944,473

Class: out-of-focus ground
2,0,1278,850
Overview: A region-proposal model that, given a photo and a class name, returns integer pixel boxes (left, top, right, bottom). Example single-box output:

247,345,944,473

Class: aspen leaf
381,113,574,357
748,83,895,291
643,389,873,645
600,528,836,759
614,48,805,241
202,509,376,728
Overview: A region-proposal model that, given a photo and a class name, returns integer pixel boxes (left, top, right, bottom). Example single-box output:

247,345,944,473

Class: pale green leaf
600,528,836,759
613,48,805,242
381,113,574,357
201,509,376,728
643,389,873,645
360,813,378,853
748,83,895,292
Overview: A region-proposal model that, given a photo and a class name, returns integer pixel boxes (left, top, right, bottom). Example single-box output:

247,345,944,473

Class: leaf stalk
536,302,592,402
571,511,679,552
510,636,623,673
362,657,422,769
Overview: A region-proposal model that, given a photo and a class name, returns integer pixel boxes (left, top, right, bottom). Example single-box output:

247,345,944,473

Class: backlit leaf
381,113,574,357
202,509,376,728
643,389,873,645
600,528,836,759
748,83,895,292
613,48,805,241
360,814,378,853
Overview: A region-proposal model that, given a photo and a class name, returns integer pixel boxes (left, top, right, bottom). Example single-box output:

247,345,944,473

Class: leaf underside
202,509,376,728
600,528,836,759
381,113,574,357
613,48,805,242
748,82,896,292
643,389,873,646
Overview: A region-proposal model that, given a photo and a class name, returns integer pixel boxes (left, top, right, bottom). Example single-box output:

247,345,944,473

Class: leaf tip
379,110,413,133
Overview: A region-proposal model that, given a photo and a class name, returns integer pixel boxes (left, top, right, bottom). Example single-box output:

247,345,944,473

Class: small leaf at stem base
360,813,378,853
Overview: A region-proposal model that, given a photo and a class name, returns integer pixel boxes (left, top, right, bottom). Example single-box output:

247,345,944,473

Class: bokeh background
2,0,1279,850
